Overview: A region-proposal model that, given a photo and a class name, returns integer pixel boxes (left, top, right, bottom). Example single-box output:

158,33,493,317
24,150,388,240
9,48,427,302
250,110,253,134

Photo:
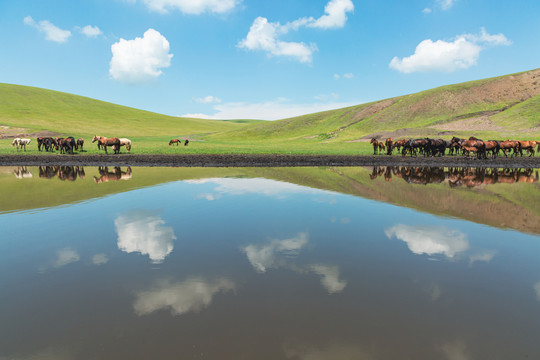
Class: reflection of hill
2,165,539,235
244,167,540,235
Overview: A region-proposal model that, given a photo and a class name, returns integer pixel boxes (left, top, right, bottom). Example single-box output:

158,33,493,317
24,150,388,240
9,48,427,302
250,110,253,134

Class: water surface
1,166,539,359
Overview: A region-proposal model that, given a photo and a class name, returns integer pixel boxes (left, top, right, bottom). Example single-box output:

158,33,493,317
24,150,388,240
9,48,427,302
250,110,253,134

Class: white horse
118,138,132,153
11,138,31,151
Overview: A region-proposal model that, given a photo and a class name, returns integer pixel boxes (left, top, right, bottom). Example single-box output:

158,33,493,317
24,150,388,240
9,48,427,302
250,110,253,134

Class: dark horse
169,139,181,146
92,135,120,154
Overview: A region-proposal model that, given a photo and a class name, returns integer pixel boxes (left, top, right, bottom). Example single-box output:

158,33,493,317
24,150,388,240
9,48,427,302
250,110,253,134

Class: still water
1,166,540,359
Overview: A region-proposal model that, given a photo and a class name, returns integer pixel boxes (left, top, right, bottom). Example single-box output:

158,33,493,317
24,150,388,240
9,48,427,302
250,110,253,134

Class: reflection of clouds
428,283,442,301
310,265,347,294
133,278,235,316
284,342,373,360
469,250,496,265
385,225,469,258
243,233,309,273
53,248,80,268
115,210,176,263
92,253,109,265
534,282,540,301
441,340,470,360
243,233,347,294
187,178,323,198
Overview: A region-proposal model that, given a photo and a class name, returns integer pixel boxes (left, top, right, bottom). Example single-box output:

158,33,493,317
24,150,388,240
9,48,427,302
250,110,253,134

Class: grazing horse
118,138,132,153
57,137,76,154
76,138,84,151
370,138,381,155
169,139,181,146
385,138,393,155
11,138,31,151
184,139,189,146
392,139,407,153
92,135,120,154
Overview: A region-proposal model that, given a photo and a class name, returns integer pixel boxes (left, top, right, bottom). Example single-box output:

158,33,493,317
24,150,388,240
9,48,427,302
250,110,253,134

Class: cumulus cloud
308,0,355,29
385,224,469,258
141,0,239,14
52,248,80,268
92,253,109,265
80,25,103,37
24,16,71,43
422,8,432,14
238,16,317,63
195,95,222,104
133,277,235,316
438,0,455,11
389,28,511,73
182,98,357,120
115,210,176,263
238,0,353,63
109,28,173,84
243,233,309,273
310,265,347,294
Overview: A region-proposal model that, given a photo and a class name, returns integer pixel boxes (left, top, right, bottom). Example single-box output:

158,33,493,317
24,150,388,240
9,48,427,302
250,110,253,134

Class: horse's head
370,138,377,144
92,135,100,143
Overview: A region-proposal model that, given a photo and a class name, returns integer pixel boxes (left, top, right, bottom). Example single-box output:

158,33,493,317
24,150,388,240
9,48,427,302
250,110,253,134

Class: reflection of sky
115,210,176,263
52,248,80,268
187,177,332,199
243,233,347,294
385,224,469,258
133,277,235,316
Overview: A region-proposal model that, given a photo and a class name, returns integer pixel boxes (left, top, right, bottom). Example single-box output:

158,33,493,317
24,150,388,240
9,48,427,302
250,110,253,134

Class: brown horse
169,139,181,146
385,138,393,155
392,139,407,153
497,140,520,157
517,140,538,157
92,135,120,154
370,138,380,155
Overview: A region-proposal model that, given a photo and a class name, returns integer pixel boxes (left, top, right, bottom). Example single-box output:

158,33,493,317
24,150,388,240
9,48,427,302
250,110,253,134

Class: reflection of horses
13,166,32,179
92,135,120,154
93,166,132,183
367,166,538,188
38,166,85,180
169,139,181,146
11,138,31,151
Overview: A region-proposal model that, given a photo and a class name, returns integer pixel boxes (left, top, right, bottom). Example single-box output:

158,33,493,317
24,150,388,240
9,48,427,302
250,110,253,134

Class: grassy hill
0,83,251,137
214,68,540,142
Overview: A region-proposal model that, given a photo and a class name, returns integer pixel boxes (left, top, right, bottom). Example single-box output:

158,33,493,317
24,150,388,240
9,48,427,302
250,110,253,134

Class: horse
92,135,120,154
392,139,408,153
517,140,538,157
385,138,393,155
76,138,84,151
425,138,447,157
184,139,189,146
370,138,380,155
169,139,181,146
11,138,31,151
118,138,132,153
57,137,76,154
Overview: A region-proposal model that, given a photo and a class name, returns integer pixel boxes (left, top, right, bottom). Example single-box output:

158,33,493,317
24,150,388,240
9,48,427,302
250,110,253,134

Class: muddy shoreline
1,154,540,168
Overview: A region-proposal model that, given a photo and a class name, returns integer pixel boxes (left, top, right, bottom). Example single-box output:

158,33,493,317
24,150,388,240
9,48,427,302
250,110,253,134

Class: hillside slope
0,83,245,137
218,68,540,141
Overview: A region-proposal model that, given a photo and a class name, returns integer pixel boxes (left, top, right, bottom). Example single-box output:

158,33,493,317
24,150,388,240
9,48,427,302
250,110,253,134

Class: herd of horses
369,166,538,187
371,137,540,158
11,136,131,154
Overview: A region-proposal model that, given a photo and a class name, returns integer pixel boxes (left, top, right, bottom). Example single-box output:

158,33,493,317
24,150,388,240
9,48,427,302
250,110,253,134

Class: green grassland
1,68,539,155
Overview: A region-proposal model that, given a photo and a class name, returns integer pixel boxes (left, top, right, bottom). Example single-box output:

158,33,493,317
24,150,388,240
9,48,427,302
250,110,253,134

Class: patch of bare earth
0,125,58,139
430,115,505,131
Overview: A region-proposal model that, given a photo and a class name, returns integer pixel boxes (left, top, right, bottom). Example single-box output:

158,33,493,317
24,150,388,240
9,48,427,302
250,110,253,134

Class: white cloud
195,95,222,104
115,210,176,263
109,28,173,84
385,224,469,258
141,0,239,14
133,277,235,316
422,7,432,14
24,16,71,43
242,232,309,273
390,28,511,73
308,0,355,29
80,25,103,37
182,98,357,120
534,282,540,301
52,248,80,268
310,265,347,294
238,16,317,63
334,72,354,79
438,0,455,11
92,253,109,265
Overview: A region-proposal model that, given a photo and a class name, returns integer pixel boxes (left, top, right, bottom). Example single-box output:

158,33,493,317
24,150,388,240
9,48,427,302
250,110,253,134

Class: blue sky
1,0,538,120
